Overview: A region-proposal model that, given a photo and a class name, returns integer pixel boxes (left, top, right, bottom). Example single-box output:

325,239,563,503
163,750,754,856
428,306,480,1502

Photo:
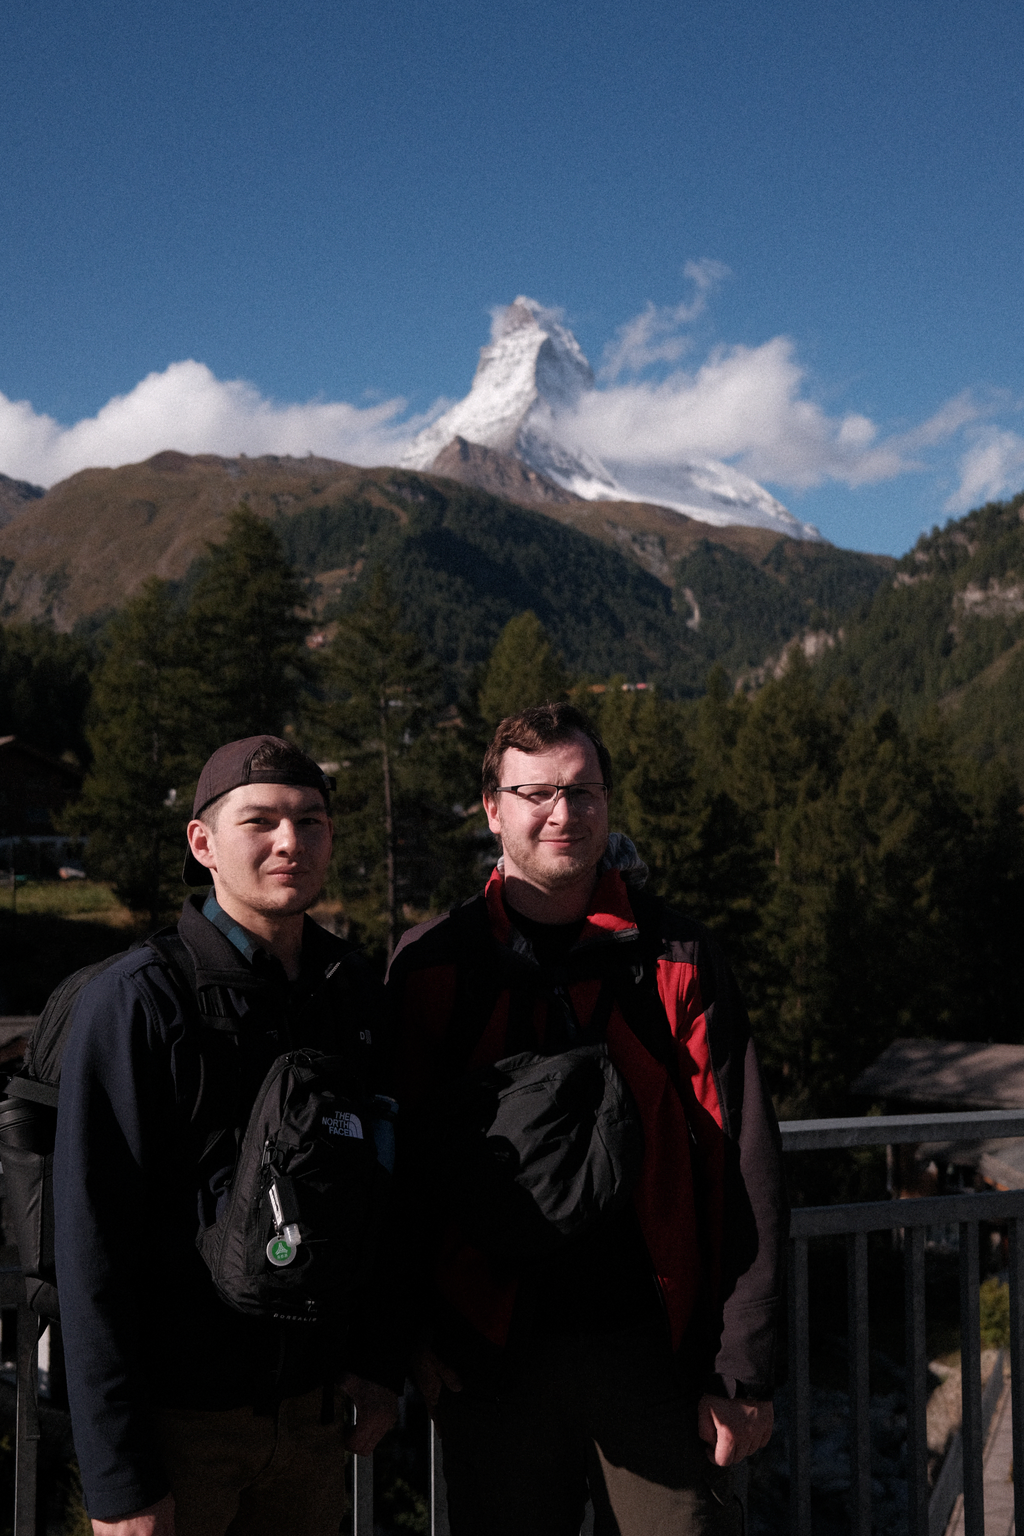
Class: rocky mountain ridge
0,451,887,703
0,449,858,630
429,436,579,505
0,472,45,530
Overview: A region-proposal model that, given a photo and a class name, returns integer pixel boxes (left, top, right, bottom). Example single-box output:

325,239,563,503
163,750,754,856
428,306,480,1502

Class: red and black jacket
388,865,787,1400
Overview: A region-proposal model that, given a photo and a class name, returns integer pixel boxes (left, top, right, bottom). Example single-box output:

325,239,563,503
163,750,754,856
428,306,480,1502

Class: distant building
853,1038,1024,1192
0,737,82,836
0,737,84,875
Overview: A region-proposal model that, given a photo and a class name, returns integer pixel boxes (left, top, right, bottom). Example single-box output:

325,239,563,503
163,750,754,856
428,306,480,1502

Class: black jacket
54,898,398,1521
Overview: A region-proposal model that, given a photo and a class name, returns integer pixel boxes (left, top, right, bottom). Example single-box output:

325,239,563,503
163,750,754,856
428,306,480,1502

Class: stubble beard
220,871,322,921
500,827,603,893
257,879,322,917
534,858,599,892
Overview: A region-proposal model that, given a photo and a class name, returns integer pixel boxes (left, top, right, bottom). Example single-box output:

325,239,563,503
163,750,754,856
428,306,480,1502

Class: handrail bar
792,1186,1024,1237
780,1108,1024,1151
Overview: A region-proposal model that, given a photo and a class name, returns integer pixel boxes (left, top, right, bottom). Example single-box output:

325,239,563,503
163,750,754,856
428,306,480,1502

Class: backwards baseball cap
182,735,336,887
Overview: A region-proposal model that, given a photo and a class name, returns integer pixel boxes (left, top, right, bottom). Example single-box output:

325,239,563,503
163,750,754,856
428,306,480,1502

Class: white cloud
570,287,1021,503
562,335,942,490
0,360,426,488
898,392,984,450
599,259,731,380
946,427,1024,513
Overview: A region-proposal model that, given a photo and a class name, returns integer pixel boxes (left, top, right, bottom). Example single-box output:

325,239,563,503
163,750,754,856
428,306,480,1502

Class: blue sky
2,0,1023,554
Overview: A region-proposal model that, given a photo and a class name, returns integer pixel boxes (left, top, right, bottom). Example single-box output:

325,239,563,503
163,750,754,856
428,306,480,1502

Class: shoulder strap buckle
146,932,241,1028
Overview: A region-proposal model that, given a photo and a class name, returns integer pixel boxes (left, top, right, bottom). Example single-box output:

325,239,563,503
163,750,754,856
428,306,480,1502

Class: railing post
352,1453,373,1536
959,1221,984,1536
846,1231,871,1536
431,1421,450,1536
788,1234,811,1536
14,1301,38,1536
1009,1218,1024,1536
903,1224,928,1536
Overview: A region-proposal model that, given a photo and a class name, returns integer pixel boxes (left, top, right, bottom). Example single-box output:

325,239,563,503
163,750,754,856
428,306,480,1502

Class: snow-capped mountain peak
401,299,820,541
402,297,596,466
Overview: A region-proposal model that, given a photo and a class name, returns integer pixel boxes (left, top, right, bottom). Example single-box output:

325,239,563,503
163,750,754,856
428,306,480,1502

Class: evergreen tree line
816,490,1024,781
4,507,1022,1123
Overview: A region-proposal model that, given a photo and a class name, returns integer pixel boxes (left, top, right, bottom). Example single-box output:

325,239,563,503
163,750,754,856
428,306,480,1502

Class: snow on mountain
401,298,821,541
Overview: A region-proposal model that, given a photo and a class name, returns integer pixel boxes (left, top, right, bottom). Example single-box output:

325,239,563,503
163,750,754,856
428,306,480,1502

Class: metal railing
6,1111,1024,1536
782,1109,1024,1536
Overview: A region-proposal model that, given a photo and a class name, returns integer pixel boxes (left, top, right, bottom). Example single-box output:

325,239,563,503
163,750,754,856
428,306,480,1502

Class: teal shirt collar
201,892,263,965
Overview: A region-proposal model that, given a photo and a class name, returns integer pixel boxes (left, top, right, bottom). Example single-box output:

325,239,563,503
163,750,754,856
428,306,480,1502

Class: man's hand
697,1395,774,1467
339,1372,399,1455
91,1491,175,1536
411,1346,463,1422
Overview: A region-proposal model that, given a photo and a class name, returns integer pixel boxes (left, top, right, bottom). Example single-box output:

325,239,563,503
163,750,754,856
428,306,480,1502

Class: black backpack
422,1041,644,1263
198,1048,391,1323
0,935,195,1319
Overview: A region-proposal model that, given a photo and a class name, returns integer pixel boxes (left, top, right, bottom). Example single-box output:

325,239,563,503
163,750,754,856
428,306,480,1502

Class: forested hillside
817,491,1024,781
271,478,888,694
0,450,889,699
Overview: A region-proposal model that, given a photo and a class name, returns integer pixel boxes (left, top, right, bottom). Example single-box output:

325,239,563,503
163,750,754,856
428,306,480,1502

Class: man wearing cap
54,736,401,1536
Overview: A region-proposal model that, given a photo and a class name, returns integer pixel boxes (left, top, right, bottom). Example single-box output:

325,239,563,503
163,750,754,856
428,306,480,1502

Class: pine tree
63,581,201,923
597,676,765,955
477,612,568,729
316,571,445,959
183,504,309,751
0,621,94,763
584,654,1024,1135
61,512,312,924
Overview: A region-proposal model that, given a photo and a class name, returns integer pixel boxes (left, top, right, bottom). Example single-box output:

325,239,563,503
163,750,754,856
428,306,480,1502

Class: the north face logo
322,1111,363,1139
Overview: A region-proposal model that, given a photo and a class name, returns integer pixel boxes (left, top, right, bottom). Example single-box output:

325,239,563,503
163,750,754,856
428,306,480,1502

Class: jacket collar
177,894,261,990
484,864,639,952
177,895,353,992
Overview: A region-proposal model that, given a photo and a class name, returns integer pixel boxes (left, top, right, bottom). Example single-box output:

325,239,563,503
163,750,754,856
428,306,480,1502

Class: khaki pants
436,1326,745,1536
155,1387,349,1536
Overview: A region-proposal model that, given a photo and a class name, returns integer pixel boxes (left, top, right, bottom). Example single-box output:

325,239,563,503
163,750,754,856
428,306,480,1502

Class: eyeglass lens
511,784,608,812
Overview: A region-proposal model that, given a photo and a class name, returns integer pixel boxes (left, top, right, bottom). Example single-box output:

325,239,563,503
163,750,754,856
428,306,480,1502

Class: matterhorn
400,297,820,540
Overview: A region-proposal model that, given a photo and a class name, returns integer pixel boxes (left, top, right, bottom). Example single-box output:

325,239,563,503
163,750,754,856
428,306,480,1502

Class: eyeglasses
496,783,609,815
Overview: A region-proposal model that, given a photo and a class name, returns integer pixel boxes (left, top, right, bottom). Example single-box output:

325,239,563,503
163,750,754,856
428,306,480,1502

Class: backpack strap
146,930,243,1033
440,895,509,1069
607,889,685,1089
4,1077,59,1108
440,897,587,1061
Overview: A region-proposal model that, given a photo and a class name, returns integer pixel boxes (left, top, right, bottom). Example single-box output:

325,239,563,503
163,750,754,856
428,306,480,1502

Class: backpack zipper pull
266,1178,302,1267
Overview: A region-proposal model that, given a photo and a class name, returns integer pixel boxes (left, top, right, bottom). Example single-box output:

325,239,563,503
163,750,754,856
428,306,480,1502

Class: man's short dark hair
249,737,325,783
481,703,613,799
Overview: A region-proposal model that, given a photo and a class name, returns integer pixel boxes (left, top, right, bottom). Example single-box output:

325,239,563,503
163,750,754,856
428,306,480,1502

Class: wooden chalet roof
853,1038,1024,1112
853,1038,1024,1189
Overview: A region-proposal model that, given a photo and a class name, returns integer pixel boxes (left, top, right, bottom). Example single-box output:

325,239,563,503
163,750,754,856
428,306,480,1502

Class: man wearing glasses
388,703,786,1536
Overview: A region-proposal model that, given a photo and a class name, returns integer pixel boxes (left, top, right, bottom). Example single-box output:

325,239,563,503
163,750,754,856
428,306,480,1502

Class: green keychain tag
267,1236,296,1267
